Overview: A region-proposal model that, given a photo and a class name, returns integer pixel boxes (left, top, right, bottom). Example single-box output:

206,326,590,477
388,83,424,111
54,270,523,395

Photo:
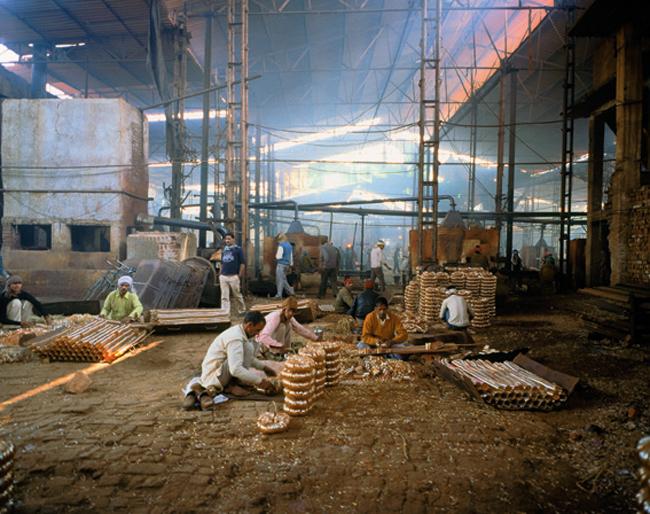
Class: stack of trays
404,280,419,314
465,272,482,297
299,345,326,399
433,287,447,316
480,274,497,317
420,271,437,322
0,440,14,514
450,271,466,289
434,272,450,287
281,355,316,416
471,298,492,328
320,342,342,386
638,436,650,513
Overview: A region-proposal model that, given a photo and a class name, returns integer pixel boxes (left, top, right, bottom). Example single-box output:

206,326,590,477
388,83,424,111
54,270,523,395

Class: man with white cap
370,240,390,291
100,276,143,322
439,286,473,330
0,275,49,326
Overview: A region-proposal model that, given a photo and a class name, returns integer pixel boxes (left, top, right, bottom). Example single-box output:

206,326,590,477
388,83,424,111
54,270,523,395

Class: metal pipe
495,72,506,243
137,213,227,236
254,123,262,279
240,0,250,280
199,13,213,248
360,214,366,275
506,70,518,269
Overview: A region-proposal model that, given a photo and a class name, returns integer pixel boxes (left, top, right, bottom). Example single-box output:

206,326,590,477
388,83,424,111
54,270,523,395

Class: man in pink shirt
257,297,320,354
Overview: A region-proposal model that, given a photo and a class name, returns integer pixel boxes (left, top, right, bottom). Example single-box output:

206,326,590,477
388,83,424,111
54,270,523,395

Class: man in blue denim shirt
219,232,246,314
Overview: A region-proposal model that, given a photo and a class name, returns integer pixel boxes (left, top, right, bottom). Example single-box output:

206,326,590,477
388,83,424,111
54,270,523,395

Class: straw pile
281,354,316,416
299,344,327,399
0,440,14,513
439,358,568,410
320,341,342,386
639,436,650,513
32,319,149,363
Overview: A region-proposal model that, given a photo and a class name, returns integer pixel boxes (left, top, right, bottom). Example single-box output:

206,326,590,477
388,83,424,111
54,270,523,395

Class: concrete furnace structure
0,98,148,298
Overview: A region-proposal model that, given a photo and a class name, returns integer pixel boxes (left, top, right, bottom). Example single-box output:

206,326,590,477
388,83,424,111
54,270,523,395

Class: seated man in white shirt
182,311,277,410
439,286,473,330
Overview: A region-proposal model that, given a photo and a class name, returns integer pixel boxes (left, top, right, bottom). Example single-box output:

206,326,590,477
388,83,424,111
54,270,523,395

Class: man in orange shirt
359,297,408,360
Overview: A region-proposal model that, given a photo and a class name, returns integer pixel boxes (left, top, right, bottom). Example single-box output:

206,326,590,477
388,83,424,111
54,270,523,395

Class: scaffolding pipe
506,69,518,269
225,0,236,232
199,13,213,248
240,0,250,281
495,72,506,246
254,123,261,278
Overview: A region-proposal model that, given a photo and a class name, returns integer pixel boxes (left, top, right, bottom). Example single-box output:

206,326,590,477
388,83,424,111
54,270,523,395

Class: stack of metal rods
0,440,15,513
440,359,568,410
148,309,230,326
32,319,149,363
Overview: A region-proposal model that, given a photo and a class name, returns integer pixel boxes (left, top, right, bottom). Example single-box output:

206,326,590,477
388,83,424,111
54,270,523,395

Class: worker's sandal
199,393,214,411
182,392,198,410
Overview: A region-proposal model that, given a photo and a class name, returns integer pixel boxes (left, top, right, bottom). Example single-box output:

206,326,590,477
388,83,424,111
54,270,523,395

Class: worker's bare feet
225,385,251,397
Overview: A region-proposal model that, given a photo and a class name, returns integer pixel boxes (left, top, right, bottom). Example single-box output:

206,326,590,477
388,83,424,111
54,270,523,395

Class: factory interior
0,0,649,512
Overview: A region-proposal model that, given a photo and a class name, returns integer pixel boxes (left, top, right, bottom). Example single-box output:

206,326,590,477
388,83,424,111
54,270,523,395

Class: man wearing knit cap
257,296,320,354
100,276,143,322
347,279,379,327
0,275,49,326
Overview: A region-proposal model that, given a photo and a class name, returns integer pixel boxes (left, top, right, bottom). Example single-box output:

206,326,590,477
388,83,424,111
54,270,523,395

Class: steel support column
169,21,188,223
417,0,441,266
199,13,213,248
559,2,576,279
240,0,250,278
505,70,518,269
254,123,262,278
495,73,506,247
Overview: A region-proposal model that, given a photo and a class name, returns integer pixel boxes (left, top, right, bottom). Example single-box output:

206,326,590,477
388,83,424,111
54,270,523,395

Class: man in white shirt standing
370,240,390,291
439,286,473,330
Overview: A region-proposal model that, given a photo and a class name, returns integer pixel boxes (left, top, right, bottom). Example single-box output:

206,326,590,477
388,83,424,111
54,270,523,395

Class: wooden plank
356,342,462,356
513,354,579,395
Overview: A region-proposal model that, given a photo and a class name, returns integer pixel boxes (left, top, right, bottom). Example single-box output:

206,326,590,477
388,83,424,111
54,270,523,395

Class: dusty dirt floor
1,292,649,513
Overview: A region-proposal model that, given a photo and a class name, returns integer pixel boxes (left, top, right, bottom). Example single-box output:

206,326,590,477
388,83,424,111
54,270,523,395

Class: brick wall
626,185,650,285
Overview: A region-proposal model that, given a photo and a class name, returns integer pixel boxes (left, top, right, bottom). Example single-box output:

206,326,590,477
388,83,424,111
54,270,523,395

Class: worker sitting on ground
334,276,355,314
348,279,379,327
439,286,473,330
257,296,320,356
469,245,489,269
359,297,408,360
183,311,277,410
0,275,50,327
100,276,143,322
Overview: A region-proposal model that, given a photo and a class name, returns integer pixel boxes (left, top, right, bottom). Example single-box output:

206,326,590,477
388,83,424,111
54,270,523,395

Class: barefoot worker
256,296,320,355
183,311,277,410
